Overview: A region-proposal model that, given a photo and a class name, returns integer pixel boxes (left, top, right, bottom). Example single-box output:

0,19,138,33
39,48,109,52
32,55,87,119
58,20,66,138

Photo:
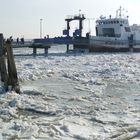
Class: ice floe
0,52,140,139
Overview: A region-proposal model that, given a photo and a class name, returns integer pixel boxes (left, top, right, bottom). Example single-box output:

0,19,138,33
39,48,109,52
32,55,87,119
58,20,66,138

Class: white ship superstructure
89,7,140,52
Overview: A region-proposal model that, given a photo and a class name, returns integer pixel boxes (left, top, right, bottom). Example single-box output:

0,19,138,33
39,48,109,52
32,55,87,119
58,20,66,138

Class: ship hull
89,36,140,52
89,45,129,52
89,44,140,52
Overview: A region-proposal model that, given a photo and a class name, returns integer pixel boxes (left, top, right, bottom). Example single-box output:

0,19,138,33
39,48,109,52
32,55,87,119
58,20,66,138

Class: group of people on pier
16,37,24,44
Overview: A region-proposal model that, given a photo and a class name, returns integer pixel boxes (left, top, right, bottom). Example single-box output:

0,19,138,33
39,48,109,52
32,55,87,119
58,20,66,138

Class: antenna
116,6,127,18
119,6,122,18
79,9,81,15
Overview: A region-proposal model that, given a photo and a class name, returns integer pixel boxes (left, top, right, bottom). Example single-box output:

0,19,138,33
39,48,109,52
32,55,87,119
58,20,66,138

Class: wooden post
0,34,4,56
0,34,8,91
5,40,20,93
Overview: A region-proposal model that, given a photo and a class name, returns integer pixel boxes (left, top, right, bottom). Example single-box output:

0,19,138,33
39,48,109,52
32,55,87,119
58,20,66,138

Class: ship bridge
96,18,129,25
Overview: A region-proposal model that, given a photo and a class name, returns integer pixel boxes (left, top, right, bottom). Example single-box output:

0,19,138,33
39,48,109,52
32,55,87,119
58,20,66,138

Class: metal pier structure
64,13,87,52
12,14,90,56
31,14,89,54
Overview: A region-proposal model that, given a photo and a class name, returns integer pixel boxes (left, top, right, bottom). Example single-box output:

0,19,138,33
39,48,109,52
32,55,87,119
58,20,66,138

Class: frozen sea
1,45,140,140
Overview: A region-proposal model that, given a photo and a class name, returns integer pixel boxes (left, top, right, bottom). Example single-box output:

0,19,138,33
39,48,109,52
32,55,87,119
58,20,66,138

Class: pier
11,13,90,56
12,36,89,56
12,42,50,56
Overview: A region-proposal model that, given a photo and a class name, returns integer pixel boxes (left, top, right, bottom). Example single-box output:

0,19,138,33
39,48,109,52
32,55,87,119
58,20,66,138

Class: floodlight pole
40,19,43,38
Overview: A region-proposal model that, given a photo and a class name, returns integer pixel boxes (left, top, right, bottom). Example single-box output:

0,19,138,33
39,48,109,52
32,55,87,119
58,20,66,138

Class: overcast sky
0,0,139,39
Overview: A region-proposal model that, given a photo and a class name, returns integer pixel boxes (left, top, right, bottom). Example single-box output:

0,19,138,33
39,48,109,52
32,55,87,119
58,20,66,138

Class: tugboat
89,6,140,52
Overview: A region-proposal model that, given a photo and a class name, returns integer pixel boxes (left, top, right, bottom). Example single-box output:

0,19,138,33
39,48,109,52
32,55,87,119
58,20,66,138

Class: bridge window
120,21,124,24
102,28,115,37
125,27,131,32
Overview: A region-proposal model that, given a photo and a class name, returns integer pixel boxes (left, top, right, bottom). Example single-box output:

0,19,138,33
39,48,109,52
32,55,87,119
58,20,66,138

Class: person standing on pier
16,37,19,44
20,37,24,44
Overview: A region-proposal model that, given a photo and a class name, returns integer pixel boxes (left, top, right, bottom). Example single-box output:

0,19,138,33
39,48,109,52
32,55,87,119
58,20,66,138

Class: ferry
89,7,140,52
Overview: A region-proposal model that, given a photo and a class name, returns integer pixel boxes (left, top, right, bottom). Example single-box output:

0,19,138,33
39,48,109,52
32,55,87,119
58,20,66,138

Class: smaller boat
89,6,140,52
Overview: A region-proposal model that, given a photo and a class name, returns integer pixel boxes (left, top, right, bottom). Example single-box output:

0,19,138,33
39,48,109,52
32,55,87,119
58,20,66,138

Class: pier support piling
44,48,48,56
33,47,37,56
66,44,69,53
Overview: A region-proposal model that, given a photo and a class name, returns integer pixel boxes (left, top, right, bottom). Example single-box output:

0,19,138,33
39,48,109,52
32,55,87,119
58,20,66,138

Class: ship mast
116,6,123,18
119,6,122,18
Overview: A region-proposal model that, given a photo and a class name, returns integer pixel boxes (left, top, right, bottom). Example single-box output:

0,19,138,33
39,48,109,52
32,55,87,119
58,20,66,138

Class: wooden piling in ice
0,33,8,91
0,33,20,93
5,40,20,93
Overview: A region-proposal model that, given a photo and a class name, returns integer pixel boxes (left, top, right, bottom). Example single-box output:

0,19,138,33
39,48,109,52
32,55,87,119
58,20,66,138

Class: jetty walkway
12,37,89,56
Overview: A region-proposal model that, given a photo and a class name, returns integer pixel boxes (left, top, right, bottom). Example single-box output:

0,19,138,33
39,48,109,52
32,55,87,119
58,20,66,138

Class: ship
32,7,140,53
89,6,140,52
